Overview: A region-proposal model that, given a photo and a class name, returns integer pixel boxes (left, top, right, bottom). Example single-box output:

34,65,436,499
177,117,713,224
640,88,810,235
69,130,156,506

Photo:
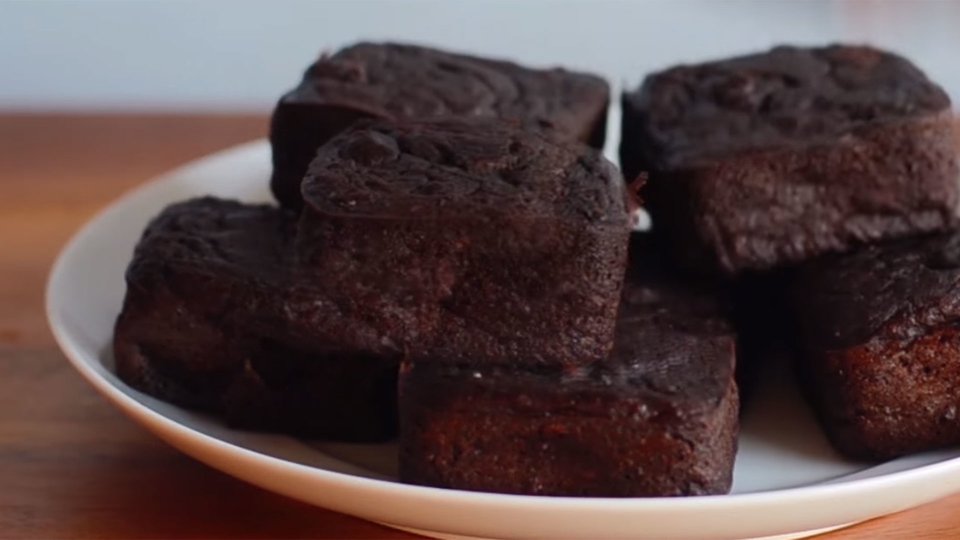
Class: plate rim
44,139,960,539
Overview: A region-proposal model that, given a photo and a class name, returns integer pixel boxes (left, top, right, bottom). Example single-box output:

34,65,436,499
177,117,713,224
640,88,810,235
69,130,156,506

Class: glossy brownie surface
625,45,950,170
302,117,625,222
271,42,609,208
793,231,960,351
292,42,609,143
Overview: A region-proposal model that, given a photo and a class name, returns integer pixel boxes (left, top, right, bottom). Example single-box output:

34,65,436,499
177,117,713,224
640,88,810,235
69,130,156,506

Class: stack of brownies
113,42,960,497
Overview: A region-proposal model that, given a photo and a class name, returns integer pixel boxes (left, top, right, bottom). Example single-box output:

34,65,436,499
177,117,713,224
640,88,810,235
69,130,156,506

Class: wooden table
1,113,958,540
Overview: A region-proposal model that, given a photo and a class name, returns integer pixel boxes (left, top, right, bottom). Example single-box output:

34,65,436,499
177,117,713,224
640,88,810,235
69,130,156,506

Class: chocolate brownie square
113,197,398,441
397,237,739,496
271,42,610,209
790,230,960,460
296,118,631,368
621,44,958,275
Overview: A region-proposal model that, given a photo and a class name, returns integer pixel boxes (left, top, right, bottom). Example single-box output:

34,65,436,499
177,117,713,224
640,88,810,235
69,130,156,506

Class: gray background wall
2,0,959,111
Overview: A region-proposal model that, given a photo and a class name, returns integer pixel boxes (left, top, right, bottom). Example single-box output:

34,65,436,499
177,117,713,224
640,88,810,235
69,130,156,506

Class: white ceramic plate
47,140,960,540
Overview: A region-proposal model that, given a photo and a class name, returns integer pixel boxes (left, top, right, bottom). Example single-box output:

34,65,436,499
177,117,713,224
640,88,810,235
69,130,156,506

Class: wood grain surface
1,113,958,540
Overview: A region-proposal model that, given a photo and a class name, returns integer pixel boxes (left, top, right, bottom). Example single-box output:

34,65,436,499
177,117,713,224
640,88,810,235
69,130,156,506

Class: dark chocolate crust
297,118,630,368
398,238,738,496
113,197,398,441
271,42,610,209
791,230,960,459
620,44,958,275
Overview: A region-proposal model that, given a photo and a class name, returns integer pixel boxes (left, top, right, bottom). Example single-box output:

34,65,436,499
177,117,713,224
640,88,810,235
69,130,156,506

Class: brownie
790,230,960,460
398,237,739,496
296,118,631,368
113,197,398,441
620,44,958,275
271,42,610,209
